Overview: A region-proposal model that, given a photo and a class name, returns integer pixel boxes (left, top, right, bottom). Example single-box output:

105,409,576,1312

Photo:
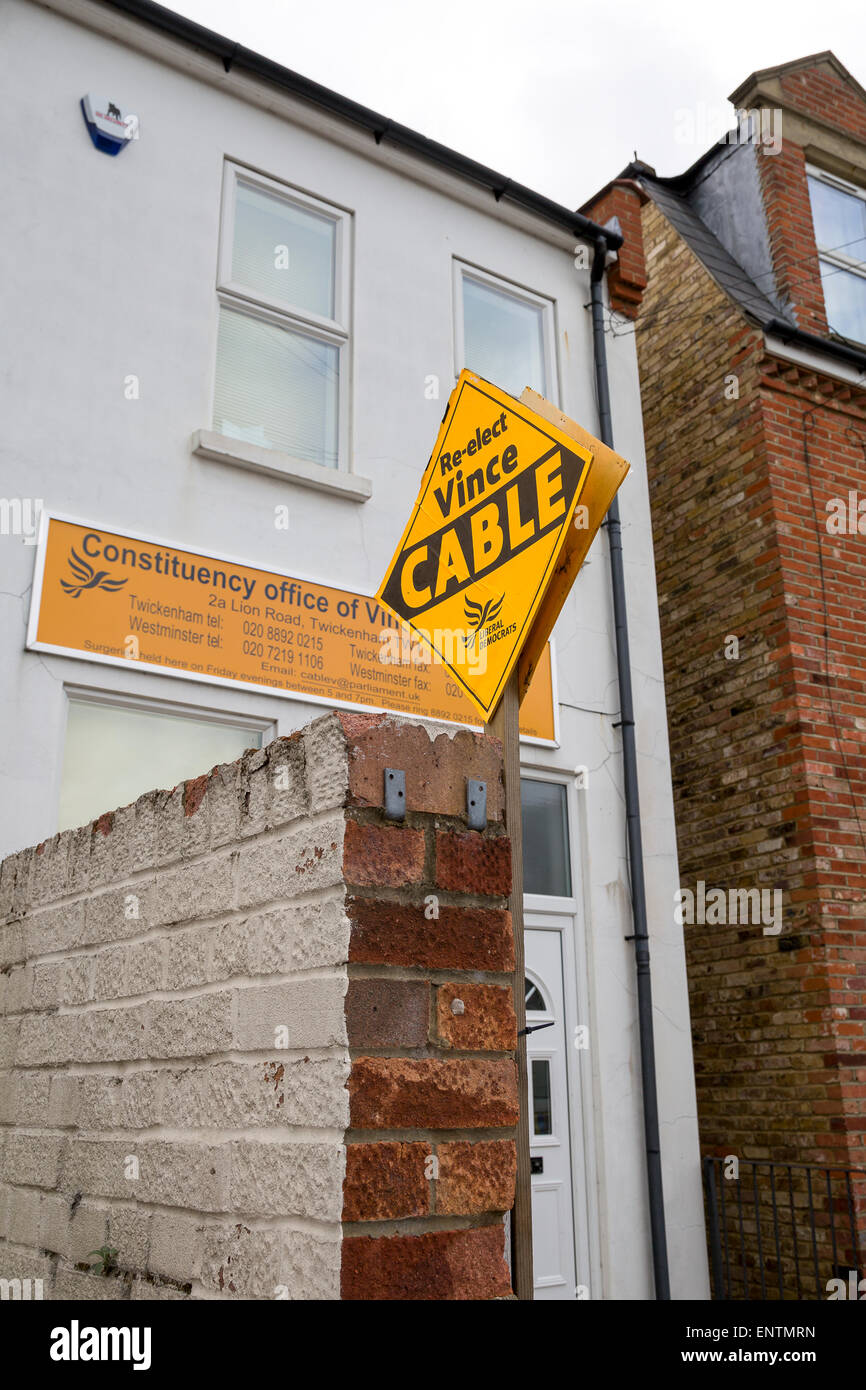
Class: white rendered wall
0,0,708,1300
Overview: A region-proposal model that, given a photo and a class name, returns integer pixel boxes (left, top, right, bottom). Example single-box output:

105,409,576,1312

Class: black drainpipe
590,236,671,1300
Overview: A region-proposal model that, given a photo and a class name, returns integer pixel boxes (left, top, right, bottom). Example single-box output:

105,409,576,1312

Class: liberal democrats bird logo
59,547,128,599
464,592,504,652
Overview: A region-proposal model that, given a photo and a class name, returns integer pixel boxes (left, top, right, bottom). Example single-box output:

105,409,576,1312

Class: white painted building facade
0,0,708,1299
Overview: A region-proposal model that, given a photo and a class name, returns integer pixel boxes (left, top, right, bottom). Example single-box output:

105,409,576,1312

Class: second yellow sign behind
377,370,594,719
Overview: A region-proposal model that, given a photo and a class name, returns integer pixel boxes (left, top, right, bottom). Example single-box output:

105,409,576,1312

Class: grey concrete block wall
0,717,351,1300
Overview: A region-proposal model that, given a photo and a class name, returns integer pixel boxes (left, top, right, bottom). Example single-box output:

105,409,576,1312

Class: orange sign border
26,510,560,746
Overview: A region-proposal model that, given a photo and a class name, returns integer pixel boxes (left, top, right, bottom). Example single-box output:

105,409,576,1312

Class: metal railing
703,1155,866,1300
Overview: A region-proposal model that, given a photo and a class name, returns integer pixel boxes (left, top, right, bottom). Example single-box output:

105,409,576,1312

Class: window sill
191,430,372,502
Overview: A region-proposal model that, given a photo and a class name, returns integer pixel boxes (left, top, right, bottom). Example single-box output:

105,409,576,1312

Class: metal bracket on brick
466,778,487,831
384,767,406,821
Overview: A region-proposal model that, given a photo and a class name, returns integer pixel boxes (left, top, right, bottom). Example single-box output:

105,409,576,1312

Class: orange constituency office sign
376,370,594,719
27,514,557,742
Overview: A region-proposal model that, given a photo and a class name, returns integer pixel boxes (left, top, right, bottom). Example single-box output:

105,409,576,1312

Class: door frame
521,762,602,1299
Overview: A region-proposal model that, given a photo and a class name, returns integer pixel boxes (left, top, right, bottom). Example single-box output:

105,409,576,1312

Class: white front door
525,926,578,1299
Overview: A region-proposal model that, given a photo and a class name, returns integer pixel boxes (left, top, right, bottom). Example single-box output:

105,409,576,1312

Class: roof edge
96,0,622,248
729,50,866,109
577,176,650,218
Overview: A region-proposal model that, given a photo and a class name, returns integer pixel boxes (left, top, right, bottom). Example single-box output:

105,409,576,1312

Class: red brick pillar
580,180,649,319
337,715,518,1299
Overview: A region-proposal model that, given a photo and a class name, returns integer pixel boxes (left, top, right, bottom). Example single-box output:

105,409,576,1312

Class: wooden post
486,668,533,1300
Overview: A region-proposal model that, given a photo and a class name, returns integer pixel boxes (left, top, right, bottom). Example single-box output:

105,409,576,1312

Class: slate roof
637,175,788,327
587,154,793,331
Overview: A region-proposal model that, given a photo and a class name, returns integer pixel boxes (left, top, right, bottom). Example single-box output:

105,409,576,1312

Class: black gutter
764,318,866,375
590,237,671,1300
100,0,622,250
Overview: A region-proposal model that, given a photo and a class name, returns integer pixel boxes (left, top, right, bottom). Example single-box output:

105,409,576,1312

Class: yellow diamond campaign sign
376,370,595,719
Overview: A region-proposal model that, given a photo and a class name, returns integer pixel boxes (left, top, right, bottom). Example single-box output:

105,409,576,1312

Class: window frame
452,258,560,406
58,684,277,834
529,1050,556,1141
520,771,573,901
214,161,352,472
806,164,866,339
63,683,278,741
525,973,551,1013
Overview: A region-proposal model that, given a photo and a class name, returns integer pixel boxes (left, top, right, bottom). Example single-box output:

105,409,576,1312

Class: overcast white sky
167,0,863,207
